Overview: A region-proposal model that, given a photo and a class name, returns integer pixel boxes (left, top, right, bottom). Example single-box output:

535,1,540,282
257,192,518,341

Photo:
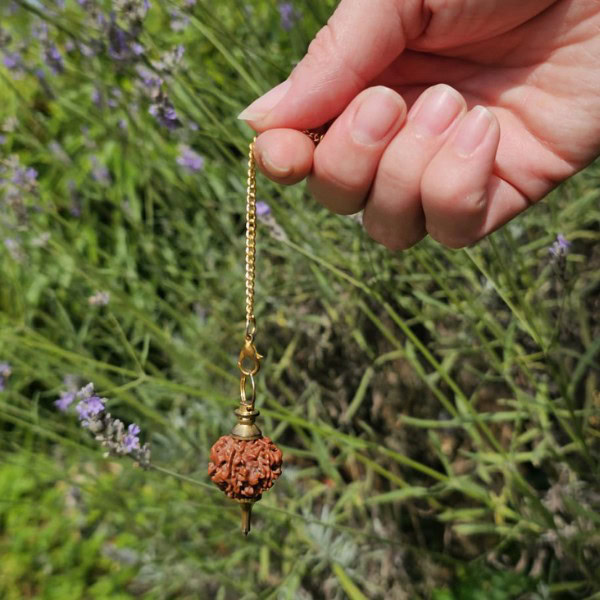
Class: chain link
238,131,322,398
245,137,258,338
302,130,324,145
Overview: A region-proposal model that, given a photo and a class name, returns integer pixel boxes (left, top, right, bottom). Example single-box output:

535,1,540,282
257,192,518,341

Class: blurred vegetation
0,0,599,598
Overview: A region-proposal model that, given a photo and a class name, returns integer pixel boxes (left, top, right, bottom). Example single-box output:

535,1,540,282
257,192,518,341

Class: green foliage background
0,1,599,598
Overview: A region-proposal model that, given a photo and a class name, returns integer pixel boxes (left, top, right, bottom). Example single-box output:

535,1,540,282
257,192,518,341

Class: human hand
239,0,600,250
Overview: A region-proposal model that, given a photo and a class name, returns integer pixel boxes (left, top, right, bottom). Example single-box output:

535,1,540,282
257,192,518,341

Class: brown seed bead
208,436,283,500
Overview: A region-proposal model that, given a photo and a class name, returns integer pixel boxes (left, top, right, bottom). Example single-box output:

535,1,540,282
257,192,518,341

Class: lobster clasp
238,337,263,376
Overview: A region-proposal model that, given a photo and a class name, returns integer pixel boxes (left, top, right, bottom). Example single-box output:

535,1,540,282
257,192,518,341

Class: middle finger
308,86,407,215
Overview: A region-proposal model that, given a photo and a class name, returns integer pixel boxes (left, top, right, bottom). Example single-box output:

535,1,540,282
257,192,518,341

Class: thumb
239,0,423,130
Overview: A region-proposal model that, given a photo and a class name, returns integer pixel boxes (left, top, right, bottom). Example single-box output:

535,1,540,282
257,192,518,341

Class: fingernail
260,148,293,178
238,80,292,121
410,85,463,137
351,87,404,145
452,106,493,156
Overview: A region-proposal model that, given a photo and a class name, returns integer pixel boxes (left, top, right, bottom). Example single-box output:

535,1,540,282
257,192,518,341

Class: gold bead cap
230,404,262,440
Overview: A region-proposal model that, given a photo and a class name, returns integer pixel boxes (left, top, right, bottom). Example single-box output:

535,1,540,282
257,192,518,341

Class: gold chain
245,137,258,339
303,130,324,145
237,132,322,405
238,137,261,407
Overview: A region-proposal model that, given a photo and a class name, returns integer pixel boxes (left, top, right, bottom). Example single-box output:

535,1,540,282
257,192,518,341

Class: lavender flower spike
123,423,141,453
549,233,571,257
149,102,179,130
55,391,75,412
76,395,105,422
76,382,106,425
256,201,271,217
279,2,300,31
44,44,64,74
73,382,151,467
176,145,204,172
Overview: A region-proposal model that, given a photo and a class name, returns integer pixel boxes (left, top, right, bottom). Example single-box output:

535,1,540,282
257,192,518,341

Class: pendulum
208,131,323,535
208,137,283,536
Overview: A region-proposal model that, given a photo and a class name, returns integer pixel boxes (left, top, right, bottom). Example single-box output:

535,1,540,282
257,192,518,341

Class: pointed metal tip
240,501,253,536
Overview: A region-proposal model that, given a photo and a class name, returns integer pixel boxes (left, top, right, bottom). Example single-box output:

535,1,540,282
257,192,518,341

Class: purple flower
0,362,11,391
256,201,271,217
122,423,141,453
136,65,162,90
549,234,571,258
55,391,75,412
3,52,22,71
176,145,204,172
76,396,105,424
33,22,49,42
108,21,129,61
91,87,102,106
278,2,300,31
54,374,79,412
11,166,37,188
90,156,110,185
44,44,64,74
4,238,24,261
75,382,105,424
149,102,179,130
